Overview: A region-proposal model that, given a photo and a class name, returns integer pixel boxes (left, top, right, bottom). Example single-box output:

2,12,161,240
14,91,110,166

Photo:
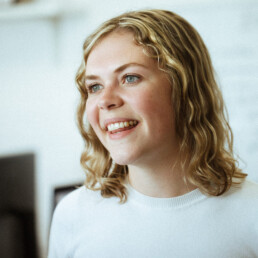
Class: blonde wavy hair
76,9,247,202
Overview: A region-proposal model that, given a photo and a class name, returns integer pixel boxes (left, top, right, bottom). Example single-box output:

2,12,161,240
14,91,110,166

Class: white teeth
107,120,137,132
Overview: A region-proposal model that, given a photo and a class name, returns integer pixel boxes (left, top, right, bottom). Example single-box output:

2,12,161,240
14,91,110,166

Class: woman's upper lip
103,117,139,130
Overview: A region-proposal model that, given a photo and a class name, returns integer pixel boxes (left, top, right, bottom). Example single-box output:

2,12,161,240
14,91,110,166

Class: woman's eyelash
86,74,141,93
86,84,102,93
123,74,141,84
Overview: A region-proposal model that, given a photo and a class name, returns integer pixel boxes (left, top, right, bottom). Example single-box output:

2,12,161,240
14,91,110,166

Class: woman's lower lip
107,125,137,140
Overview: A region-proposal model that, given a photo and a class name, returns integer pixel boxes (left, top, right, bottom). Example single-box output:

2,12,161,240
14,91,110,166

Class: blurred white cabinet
0,0,87,21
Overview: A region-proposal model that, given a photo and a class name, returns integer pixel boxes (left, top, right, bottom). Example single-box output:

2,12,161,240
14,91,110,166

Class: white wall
0,0,257,257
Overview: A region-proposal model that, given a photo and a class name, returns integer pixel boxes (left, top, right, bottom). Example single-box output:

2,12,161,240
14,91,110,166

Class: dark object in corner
0,153,38,258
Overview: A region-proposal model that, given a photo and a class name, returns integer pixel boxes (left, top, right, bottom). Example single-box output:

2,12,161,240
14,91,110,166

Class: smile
107,120,138,133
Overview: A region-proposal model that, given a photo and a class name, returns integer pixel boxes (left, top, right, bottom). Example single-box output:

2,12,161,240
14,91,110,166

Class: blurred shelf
0,1,86,21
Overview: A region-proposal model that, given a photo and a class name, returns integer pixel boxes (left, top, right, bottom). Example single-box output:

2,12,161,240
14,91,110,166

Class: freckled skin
85,30,178,166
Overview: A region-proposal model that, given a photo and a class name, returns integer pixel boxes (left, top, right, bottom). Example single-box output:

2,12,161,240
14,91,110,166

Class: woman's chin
111,153,136,166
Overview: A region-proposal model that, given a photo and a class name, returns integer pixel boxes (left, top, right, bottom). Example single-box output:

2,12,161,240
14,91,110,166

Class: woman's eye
124,75,140,84
88,84,103,93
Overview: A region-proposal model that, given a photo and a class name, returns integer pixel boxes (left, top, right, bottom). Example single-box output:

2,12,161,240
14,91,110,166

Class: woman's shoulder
218,178,258,209
52,185,103,223
229,178,258,197
54,186,84,211
243,179,258,192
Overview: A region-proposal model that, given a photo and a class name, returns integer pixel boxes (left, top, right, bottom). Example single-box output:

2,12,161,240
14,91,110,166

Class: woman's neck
128,157,196,198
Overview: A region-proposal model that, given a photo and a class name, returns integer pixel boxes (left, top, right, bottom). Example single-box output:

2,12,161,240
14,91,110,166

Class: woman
48,9,258,258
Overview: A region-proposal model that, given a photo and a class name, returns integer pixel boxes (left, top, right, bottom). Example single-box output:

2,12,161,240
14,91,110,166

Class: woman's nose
97,87,123,110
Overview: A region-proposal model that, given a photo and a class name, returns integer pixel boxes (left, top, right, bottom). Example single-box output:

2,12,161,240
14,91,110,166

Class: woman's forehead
85,31,156,75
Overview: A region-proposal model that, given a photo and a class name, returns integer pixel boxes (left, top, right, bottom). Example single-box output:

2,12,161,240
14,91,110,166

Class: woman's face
85,30,178,166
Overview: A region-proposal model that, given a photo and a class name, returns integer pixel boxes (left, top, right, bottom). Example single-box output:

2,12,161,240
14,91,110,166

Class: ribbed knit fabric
48,179,258,258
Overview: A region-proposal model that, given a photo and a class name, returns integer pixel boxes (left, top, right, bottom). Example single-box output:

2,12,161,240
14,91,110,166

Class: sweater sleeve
48,194,76,258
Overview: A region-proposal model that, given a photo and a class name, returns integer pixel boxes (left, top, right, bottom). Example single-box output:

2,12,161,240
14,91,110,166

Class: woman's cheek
86,99,98,129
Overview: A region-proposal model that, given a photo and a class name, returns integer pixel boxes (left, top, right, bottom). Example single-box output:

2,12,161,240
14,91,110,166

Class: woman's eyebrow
85,74,100,81
114,62,148,73
85,62,148,80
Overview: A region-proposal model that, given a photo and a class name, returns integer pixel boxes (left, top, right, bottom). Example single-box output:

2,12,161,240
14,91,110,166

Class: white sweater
48,179,258,258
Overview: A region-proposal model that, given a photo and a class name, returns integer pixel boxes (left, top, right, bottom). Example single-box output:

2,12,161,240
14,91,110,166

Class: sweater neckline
126,183,207,209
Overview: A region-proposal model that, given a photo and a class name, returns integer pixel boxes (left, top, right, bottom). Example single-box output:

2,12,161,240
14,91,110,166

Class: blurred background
0,0,257,257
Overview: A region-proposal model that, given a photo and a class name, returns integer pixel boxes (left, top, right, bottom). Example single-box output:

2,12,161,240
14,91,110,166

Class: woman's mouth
107,120,138,134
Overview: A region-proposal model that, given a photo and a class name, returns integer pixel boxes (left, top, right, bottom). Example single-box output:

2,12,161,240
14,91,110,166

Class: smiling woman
85,31,176,170
48,9,258,258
